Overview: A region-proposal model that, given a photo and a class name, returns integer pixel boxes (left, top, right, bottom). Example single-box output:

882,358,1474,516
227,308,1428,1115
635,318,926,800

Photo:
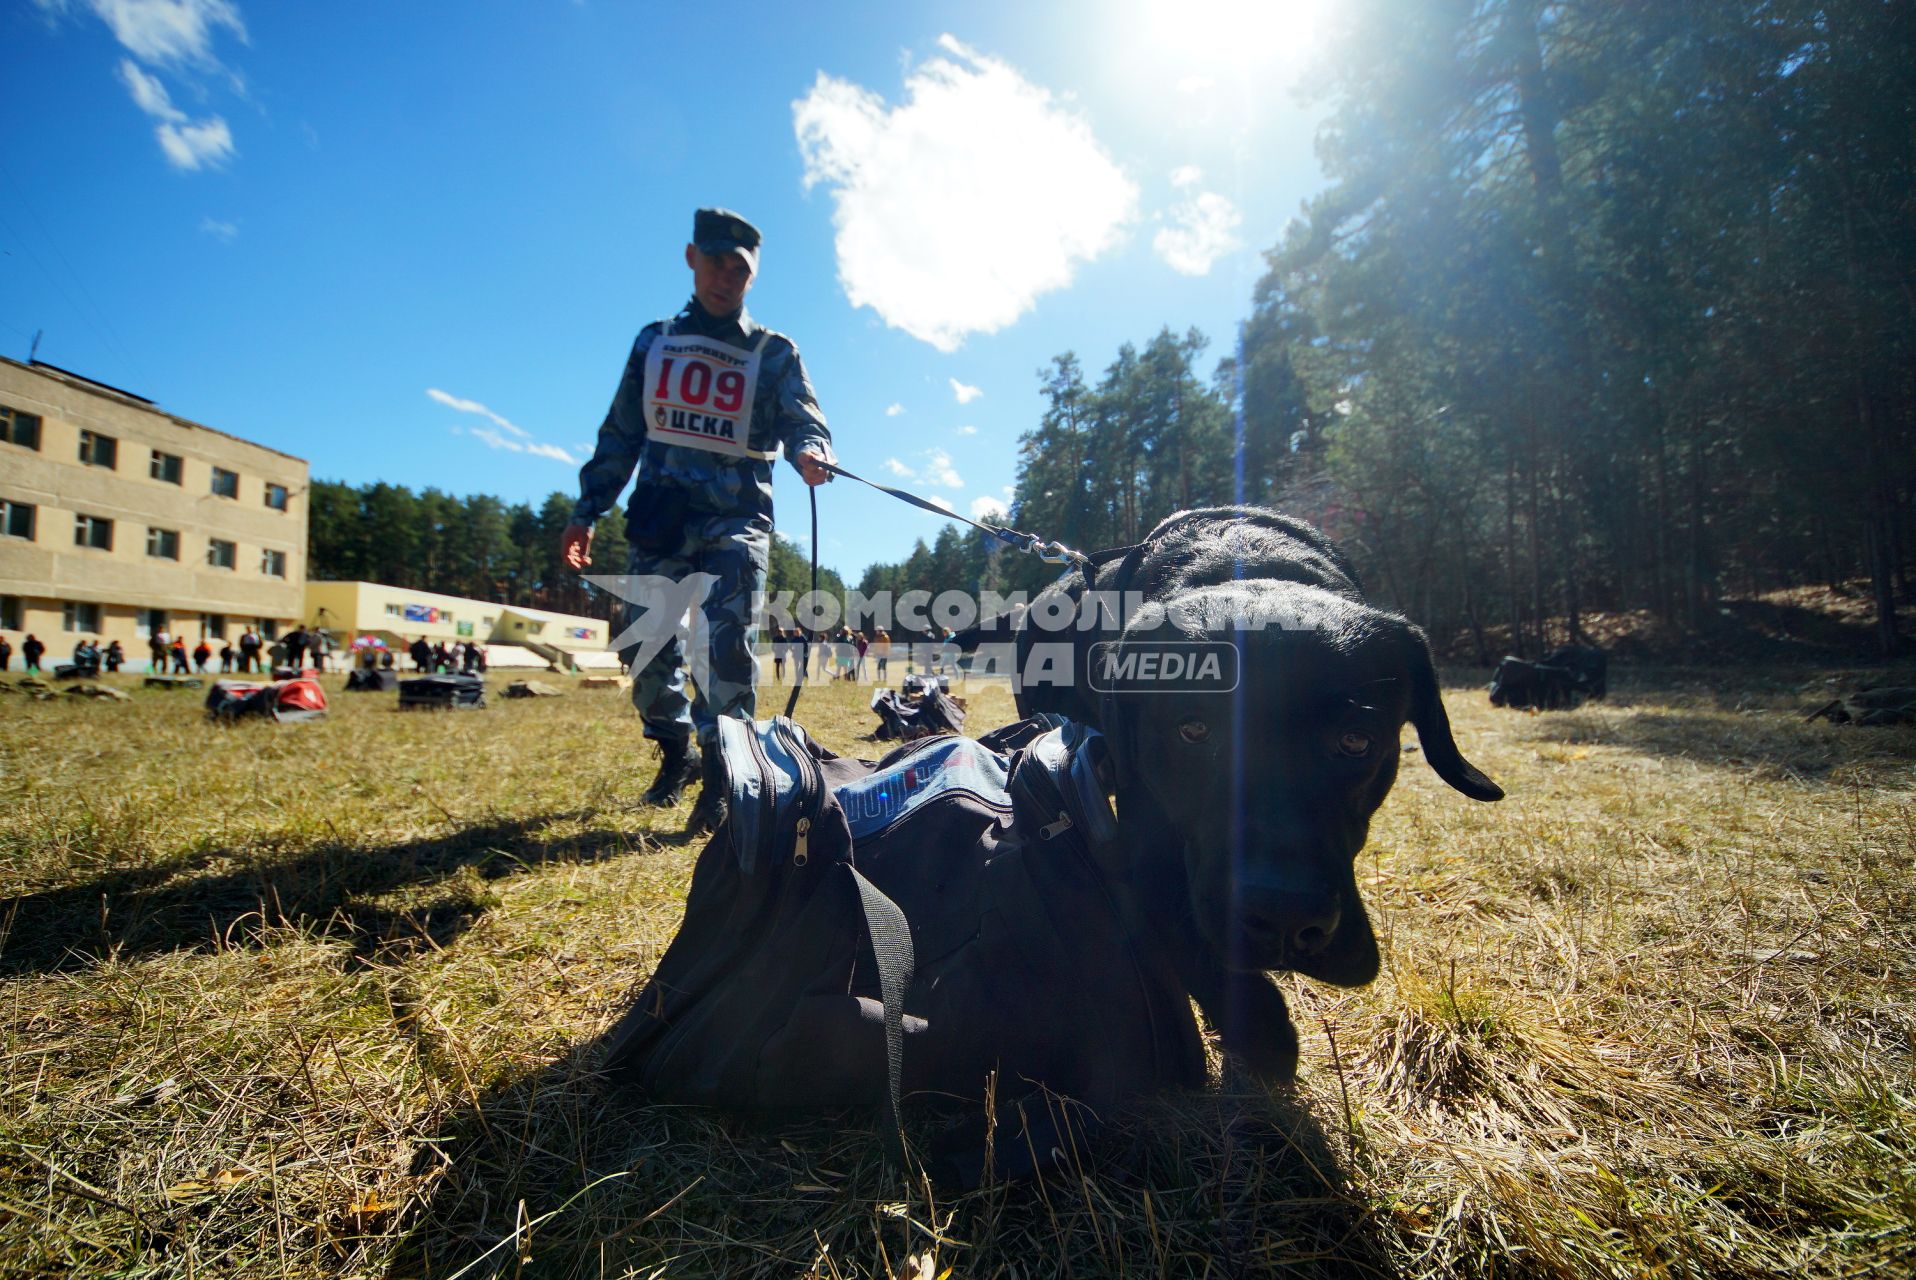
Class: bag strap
848,864,914,1171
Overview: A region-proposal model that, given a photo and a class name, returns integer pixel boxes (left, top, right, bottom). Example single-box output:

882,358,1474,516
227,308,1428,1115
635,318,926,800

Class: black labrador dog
969,506,1503,1079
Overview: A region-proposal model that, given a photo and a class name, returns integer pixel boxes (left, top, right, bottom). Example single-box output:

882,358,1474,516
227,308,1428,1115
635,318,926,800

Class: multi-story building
0,357,308,667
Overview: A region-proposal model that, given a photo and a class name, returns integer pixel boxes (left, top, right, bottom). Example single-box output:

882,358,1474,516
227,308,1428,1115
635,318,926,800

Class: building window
207,538,237,569
202,613,227,640
261,548,287,577
0,405,41,450
265,482,289,510
78,430,118,469
385,603,403,618
74,514,114,550
2,500,34,540
150,450,184,484
137,608,167,640
0,596,19,631
63,601,102,633
210,467,239,499
146,527,180,560
258,618,279,641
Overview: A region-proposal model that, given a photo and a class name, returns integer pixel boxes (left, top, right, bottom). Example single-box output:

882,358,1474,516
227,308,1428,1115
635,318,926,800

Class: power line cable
0,159,155,389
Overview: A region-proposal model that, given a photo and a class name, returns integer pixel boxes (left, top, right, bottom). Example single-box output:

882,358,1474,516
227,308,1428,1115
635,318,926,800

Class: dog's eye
1178,719,1210,744
1337,730,1372,757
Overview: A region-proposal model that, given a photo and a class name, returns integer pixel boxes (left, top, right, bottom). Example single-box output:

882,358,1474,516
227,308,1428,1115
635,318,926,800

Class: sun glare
1137,0,1328,76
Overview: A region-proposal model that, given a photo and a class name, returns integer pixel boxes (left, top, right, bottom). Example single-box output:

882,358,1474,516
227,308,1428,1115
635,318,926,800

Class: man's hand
561,523,594,570
796,450,833,487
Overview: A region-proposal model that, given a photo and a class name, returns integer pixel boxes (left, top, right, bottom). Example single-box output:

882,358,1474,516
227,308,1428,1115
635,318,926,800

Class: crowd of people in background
0,621,978,684
405,636,487,675
764,625,961,684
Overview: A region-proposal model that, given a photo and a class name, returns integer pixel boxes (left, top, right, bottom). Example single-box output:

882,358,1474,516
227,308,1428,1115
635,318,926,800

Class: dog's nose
1241,890,1341,959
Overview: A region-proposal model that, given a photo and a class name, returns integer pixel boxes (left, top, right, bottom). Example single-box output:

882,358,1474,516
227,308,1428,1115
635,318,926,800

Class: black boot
641,737,700,807
686,746,729,836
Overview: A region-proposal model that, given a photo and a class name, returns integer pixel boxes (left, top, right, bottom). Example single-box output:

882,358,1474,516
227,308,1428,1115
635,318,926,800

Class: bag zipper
741,720,778,872
774,719,827,867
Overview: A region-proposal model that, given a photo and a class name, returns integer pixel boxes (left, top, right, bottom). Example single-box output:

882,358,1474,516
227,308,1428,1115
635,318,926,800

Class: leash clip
1034,540,1074,565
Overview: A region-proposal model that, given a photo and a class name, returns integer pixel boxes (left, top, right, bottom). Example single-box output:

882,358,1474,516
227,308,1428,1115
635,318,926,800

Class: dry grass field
2,664,1912,1278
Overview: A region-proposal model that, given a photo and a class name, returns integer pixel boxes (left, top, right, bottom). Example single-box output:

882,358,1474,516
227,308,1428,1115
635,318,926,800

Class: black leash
818,459,1093,568
780,485,819,719
780,462,1092,719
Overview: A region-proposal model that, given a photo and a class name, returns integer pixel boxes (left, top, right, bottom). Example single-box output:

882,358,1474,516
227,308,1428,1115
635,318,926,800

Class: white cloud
969,494,1008,520
922,448,962,488
954,424,977,436
465,426,575,464
427,387,529,438
925,495,956,514
429,388,576,464
1176,74,1214,94
1154,168,1242,276
49,5,246,169
198,216,237,240
885,402,905,416
117,60,234,170
794,34,1137,352
83,0,246,65
156,116,233,169
949,377,982,405
881,450,962,487
117,58,181,119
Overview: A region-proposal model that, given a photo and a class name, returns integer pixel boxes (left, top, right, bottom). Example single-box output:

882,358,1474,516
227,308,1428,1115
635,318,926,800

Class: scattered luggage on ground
870,675,967,740
143,675,205,690
1806,687,1916,726
345,668,399,692
398,673,486,710
603,713,1191,1185
503,679,563,698
1,679,56,700
62,684,130,701
205,678,329,723
1489,655,1582,710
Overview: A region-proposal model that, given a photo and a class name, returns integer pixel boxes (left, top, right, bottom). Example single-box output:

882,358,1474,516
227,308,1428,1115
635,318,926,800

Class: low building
303,581,611,659
0,357,308,668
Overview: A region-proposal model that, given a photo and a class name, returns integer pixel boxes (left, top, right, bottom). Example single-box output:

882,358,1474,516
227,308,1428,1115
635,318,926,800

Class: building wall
302,581,608,651
304,580,507,646
0,358,308,669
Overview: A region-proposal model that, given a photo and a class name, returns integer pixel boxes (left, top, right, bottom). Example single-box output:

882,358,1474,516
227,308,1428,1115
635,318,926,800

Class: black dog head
1011,508,1500,990
1098,584,1499,986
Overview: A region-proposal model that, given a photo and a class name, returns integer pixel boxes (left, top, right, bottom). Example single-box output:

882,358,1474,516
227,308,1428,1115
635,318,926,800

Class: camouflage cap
692,207,761,274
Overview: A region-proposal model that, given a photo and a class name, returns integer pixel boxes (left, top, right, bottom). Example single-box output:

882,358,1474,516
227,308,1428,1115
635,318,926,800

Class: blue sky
4,0,1333,580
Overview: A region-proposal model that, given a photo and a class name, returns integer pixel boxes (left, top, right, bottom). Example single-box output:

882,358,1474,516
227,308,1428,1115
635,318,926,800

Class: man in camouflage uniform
562,208,834,831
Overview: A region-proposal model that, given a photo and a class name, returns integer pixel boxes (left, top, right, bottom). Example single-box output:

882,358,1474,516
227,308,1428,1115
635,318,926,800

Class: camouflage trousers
624,516,768,748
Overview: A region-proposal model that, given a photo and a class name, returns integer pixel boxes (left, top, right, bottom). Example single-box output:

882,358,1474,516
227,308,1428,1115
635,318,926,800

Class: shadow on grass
1505,698,1916,781
0,810,662,976
388,1031,1392,1280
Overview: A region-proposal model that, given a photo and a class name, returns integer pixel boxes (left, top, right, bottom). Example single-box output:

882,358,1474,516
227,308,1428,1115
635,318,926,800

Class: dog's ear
1401,624,1503,801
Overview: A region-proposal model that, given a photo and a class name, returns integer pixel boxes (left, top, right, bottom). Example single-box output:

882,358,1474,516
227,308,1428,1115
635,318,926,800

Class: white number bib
641,332,772,460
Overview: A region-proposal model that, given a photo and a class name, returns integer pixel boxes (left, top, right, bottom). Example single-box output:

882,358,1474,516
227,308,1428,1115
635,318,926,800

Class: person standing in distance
562,208,833,832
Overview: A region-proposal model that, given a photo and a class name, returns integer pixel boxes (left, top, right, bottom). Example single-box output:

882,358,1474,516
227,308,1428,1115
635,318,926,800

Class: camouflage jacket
571,297,834,535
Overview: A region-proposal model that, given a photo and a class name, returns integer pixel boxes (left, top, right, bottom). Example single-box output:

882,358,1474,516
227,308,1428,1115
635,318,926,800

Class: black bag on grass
398,673,485,709
346,668,398,692
601,713,1204,1179
869,685,966,741
204,678,328,722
